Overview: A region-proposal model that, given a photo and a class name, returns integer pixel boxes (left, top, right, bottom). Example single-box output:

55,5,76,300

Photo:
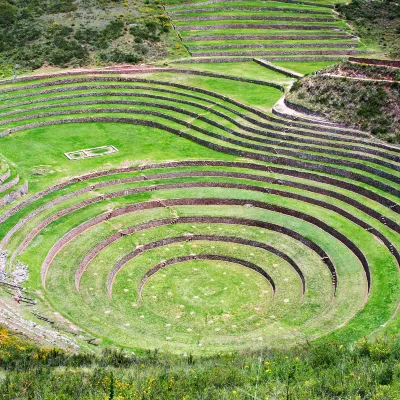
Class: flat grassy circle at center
141,259,273,330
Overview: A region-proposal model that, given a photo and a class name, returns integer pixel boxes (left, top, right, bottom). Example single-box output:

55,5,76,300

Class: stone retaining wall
84,232,305,294
2,166,397,294
2,117,398,197
0,182,28,208
184,34,353,41
4,167,398,264
172,56,347,63
0,169,10,184
348,57,400,68
4,75,367,141
1,103,397,171
3,163,398,268
169,7,332,15
178,23,338,30
45,203,339,293
175,15,335,22
43,196,377,294
174,57,255,62
137,254,276,299
192,50,367,57
0,175,20,194
1,77,392,154
189,42,358,50
1,81,373,140
253,59,303,78
165,0,333,9
272,106,334,126
3,98,395,165
0,69,283,90
4,107,399,179
284,98,325,117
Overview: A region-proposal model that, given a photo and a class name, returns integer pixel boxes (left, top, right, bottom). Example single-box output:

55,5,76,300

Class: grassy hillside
337,0,400,59
287,62,400,143
0,0,186,75
1,326,400,399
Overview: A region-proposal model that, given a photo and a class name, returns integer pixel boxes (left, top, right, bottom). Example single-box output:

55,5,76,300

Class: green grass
0,122,232,193
0,146,397,352
188,46,366,53
23,179,394,352
174,20,344,28
0,18,397,359
171,10,336,18
39,199,353,352
0,0,398,397
166,1,336,12
186,39,357,47
167,0,356,65
272,60,343,74
1,328,400,399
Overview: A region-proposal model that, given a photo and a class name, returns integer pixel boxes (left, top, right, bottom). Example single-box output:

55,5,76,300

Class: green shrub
99,47,141,63
102,20,124,41
0,1,15,28
0,327,399,399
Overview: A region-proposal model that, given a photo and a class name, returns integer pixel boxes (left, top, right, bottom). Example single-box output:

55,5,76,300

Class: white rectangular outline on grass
65,145,119,160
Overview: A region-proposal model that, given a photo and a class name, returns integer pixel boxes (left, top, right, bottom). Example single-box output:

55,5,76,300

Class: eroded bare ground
0,297,83,350
1,253,94,351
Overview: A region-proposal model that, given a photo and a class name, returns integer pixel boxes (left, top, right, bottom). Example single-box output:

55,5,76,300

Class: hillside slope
337,0,400,59
1,326,400,399
0,0,185,74
287,62,400,143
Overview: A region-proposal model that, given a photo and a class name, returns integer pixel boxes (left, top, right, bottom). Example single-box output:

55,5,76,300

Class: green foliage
0,0,176,70
0,1,16,28
102,20,125,42
337,0,400,58
324,61,400,81
288,70,400,143
1,328,400,399
99,47,142,63
47,39,89,66
129,17,170,44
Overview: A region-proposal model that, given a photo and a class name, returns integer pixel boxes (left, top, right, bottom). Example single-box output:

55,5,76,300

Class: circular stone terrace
0,65,398,353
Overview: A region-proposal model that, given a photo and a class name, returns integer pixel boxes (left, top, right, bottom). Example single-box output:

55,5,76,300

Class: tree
0,1,16,28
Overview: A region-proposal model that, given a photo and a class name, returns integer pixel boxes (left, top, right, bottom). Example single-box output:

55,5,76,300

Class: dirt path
321,73,398,83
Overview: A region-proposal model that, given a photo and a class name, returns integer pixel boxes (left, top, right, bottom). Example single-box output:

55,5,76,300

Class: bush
337,0,400,58
287,73,399,143
102,20,124,41
0,1,176,70
47,39,88,66
99,48,141,64
74,27,102,46
1,327,400,399
134,43,149,55
0,1,15,28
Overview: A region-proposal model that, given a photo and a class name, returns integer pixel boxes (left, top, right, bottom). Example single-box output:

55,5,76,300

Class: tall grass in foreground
1,328,399,399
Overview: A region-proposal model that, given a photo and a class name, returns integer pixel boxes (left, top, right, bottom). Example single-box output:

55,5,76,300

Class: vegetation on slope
323,61,400,81
1,327,400,399
336,0,400,58
0,0,185,75
287,63,400,143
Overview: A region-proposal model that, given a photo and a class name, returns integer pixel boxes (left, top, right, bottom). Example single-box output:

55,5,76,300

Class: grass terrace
165,0,375,63
0,0,399,397
0,65,398,355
